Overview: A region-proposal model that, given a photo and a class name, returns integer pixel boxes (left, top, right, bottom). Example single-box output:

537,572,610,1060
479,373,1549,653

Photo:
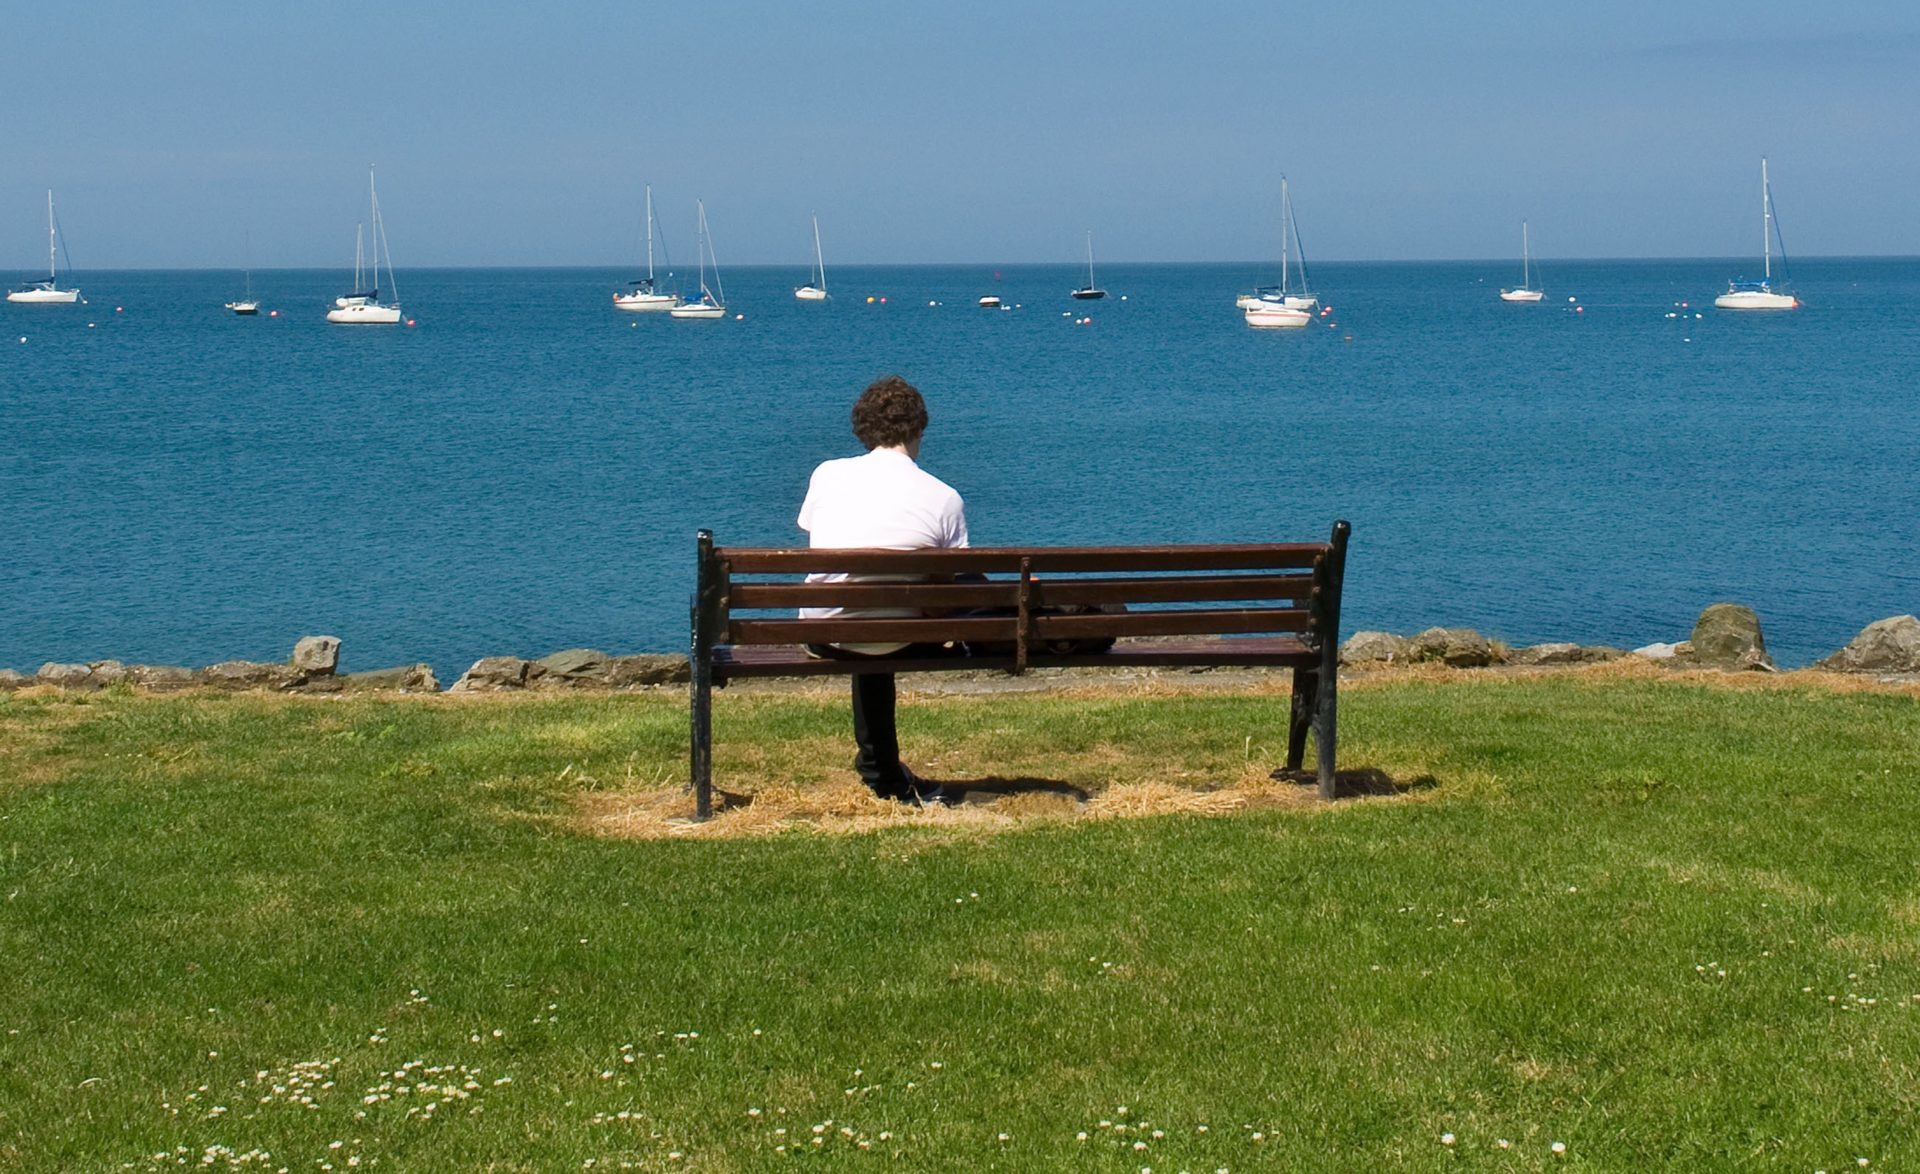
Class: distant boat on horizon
1499,219,1545,302
7,190,81,305
1715,157,1799,310
327,166,403,325
1244,302,1310,328
614,185,681,312
225,266,259,315
1239,177,1315,312
1071,230,1106,300
794,213,828,301
669,200,728,319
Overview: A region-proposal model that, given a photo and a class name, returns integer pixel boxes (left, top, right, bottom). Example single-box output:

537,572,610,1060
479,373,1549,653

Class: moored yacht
327,166,403,325
668,200,728,319
1499,219,1545,302
1070,231,1106,299
7,191,81,304
1244,302,1310,328
794,213,829,301
614,185,681,312
1714,158,1799,311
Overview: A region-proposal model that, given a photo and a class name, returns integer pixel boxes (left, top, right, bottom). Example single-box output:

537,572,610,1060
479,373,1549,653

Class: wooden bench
689,521,1351,817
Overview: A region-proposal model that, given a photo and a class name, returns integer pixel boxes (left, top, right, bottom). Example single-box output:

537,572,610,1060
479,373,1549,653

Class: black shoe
895,767,948,807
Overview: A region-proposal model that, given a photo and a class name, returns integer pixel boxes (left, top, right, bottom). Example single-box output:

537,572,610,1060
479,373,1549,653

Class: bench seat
712,636,1318,680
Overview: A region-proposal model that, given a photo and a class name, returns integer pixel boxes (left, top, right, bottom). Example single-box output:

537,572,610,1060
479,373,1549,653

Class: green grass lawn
2,673,1918,1171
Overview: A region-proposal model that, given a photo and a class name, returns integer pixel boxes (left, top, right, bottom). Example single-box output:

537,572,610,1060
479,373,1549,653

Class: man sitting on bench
797,375,969,804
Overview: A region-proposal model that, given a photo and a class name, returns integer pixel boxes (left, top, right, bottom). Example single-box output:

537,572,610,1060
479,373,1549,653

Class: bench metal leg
1286,666,1316,771
1312,665,1337,800
690,659,713,821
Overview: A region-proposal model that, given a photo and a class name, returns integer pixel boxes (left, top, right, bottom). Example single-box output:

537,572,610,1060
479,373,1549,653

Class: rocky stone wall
1341,604,1918,680
5,608,1917,695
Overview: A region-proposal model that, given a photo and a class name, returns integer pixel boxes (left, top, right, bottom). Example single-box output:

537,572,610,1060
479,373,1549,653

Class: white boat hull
978,296,1001,308
669,303,726,319
226,301,260,315
1714,289,1798,310
614,292,681,312
794,286,828,301
1245,305,1310,328
1499,288,1545,303
1234,294,1263,310
327,302,402,324
7,286,80,304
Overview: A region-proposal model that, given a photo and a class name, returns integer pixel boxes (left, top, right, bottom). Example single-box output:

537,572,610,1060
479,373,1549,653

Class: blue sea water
3,259,1916,679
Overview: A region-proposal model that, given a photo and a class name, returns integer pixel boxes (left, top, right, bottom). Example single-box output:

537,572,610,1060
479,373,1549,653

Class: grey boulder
449,657,545,693
291,636,342,676
1340,631,1411,665
1685,603,1773,670
1407,627,1497,668
1816,615,1920,674
200,660,303,690
344,664,442,692
1508,642,1624,666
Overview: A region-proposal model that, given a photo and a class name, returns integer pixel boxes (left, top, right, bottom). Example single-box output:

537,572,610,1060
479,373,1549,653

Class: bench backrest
694,522,1350,671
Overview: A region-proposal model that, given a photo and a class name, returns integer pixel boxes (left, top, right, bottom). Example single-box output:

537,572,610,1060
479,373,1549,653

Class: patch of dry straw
577,761,1338,841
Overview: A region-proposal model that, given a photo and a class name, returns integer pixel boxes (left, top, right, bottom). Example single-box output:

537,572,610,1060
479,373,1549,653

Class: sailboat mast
813,213,825,290
47,190,57,280
1761,157,1772,283
646,185,656,282
695,201,709,300
353,224,364,292
1279,179,1290,293
1522,220,1531,288
1085,230,1095,286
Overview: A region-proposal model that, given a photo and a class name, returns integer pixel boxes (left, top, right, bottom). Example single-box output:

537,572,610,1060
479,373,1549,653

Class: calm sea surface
4,259,1916,678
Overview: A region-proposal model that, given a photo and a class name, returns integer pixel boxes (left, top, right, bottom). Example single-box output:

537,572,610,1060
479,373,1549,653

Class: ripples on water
3,259,1916,677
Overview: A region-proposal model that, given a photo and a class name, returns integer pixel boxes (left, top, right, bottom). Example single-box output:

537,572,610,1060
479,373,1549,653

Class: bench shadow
1267,766,1437,799
703,778,1090,813
937,777,1091,806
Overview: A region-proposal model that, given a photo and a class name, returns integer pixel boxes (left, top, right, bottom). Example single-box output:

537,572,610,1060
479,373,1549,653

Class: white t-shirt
796,446,969,650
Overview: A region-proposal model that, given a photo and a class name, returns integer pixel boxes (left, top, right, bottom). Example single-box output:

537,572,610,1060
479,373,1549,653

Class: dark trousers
850,671,903,789
811,642,962,792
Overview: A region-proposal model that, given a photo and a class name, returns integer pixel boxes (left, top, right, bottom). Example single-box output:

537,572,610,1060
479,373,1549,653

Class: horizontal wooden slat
711,636,1317,680
719,543,1328,575
729,581,1020,610
1032,608,1313,639
1035,575,1317,606
726,616,1016,646
726,574,1318,611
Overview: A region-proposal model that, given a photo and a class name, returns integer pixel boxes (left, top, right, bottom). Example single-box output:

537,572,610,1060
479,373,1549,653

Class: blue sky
5,3,1918,267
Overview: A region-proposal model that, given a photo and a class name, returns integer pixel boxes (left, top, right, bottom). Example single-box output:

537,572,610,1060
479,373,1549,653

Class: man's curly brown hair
850,375,929,450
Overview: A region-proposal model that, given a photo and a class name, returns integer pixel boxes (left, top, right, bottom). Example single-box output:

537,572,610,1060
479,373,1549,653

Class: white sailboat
1499,219,1545,302
794,213,828,301
1237,178,1315,312
7,190,81,304
1244,302,1310,328
669,200,728,319
1268,178,1317,311
225,267,260,315
327,166,402,325
1070,230,1106,299
1714,157,1799,310
614,185,681,312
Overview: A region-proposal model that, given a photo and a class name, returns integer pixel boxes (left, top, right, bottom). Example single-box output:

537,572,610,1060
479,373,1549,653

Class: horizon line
18,254,1920,273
